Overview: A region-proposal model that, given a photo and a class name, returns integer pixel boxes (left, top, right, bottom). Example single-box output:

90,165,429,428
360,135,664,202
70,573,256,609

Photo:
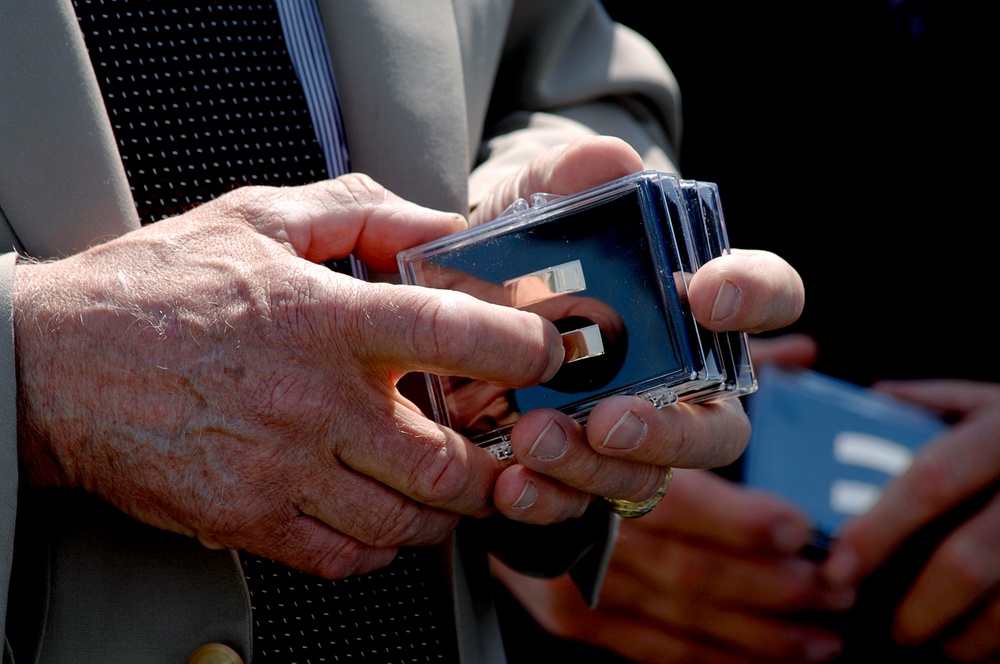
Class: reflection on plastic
560,323,605,363
398,171,756,457
504,259,587,308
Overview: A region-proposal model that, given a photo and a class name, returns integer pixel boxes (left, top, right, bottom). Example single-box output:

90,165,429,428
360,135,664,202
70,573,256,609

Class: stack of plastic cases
397,170,756,459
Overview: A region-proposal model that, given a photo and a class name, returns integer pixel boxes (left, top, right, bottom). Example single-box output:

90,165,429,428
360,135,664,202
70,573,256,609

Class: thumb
688,249,805,334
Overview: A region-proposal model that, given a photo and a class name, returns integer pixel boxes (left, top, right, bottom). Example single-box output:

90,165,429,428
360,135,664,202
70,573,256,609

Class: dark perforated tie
72,2,458,662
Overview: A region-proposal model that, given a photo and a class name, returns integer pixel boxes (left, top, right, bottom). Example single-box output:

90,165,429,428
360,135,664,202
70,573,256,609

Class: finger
644,469,817,555
941,593,1000,663
563,614,755,664
331,397,502,518
493,464,594,524
205,175,468,272
873,379,1000,416
688,249,806,334
508,409,667,505
613,527,848,613
492,564,758,664
749,333,819,369
590,554,845,663
297,459,463,547
471,136,645,225
584,394,752,469
825,409,1000,587
893,494,1000,645
352,281,565,387
238,513,399,580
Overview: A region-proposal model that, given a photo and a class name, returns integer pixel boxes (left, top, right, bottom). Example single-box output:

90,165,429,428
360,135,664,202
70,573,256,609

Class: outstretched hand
494,468,850,664
824,379,1000,663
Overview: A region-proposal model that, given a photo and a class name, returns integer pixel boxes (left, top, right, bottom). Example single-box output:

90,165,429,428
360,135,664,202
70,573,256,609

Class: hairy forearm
12,227,269,494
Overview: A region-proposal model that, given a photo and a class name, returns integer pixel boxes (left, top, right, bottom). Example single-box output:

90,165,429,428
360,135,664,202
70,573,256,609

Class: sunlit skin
14,137,805,581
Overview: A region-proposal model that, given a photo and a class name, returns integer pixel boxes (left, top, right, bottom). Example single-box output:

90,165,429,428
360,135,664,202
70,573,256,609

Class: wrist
13,259,78,489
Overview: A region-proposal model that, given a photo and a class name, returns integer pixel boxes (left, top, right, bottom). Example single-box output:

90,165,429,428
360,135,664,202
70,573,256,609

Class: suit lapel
0,0,476,257
316,0,471,214
0,0,139,259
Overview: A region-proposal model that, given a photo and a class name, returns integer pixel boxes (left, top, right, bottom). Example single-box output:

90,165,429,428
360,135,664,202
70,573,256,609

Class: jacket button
187,643,244,664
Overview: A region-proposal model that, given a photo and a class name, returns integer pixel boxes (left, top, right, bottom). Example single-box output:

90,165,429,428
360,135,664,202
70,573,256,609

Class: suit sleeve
469,0,682,211
1,251,19,659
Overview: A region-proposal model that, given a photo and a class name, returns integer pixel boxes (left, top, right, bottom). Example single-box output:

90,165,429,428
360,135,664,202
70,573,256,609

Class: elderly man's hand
825,379,1000,663
14,175,566,579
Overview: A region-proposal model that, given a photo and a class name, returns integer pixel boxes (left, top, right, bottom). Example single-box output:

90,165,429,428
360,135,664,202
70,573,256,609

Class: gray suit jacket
0,1,680,661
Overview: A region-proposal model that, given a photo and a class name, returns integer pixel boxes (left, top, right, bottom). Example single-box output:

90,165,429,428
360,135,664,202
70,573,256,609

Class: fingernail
711,279,742,322
511,479,538,509
601,410,647,450
528,419,568,460
805,636,843,662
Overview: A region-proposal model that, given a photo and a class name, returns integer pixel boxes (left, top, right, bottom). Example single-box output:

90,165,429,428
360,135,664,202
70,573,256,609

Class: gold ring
605,468,673,518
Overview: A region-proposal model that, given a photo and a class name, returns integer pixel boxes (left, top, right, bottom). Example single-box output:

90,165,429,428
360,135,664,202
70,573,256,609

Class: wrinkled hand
494,468,853,664
476,137,806,523
14,175,566,579
824,379,1000,663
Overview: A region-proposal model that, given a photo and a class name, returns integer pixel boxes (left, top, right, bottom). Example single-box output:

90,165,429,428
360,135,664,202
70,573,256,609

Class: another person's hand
14,174,566,579
824,379,1000,663
494,336,846,664
493,468,852,664
479,137,807,523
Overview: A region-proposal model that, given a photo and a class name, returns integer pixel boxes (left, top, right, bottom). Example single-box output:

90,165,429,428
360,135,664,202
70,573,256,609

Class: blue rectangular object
742,364,947,536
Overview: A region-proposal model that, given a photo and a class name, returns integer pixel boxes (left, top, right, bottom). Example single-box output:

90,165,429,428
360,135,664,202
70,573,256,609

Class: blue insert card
742,364,947,537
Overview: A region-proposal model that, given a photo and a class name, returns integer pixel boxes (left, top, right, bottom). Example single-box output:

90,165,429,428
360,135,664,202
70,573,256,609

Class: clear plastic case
397,170,756,458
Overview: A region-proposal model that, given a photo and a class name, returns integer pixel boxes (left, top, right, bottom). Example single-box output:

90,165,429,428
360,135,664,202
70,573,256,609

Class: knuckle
551,495,596,524
362,498,428,547
405,437,472,505
675,559,717,595
320,172,386,214
936,541,992,595
409,292,476,372
675,402,749,467
382,419,484,514
215,184,305,245
603,464,659,502
905,455,961,508
219,185,277,225
637,467,669,501
306,538,376,579
661,545,714,594
337,172,383,200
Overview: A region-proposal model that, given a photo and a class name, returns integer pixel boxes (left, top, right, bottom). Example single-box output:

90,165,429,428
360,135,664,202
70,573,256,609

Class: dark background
602,0,994,387
499,2,992,660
